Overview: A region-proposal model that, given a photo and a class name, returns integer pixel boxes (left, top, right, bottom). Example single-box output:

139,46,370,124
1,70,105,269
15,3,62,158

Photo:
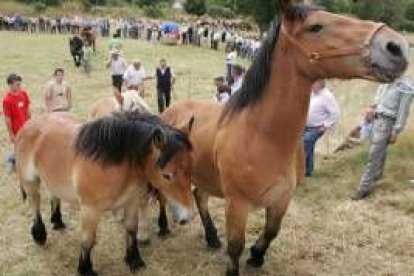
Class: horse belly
44,179,78,203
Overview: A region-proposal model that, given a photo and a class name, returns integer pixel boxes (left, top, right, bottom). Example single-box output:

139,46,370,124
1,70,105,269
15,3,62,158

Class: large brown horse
162,1,408,275
16,111,194,276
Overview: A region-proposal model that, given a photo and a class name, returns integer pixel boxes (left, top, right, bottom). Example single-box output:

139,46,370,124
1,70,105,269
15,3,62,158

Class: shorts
112,75,123,91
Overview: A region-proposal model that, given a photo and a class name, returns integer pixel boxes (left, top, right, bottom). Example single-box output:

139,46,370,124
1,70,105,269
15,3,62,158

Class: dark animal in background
69,35,84,67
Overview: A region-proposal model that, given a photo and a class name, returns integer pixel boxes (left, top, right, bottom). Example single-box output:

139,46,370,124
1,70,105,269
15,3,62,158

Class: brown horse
161,1,408,275
16,111,194,276
81,27,96,52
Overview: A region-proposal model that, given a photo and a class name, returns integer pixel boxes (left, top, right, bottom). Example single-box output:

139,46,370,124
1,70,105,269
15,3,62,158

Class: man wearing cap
352,76,414,200
107,49,127,93
2,74,31,171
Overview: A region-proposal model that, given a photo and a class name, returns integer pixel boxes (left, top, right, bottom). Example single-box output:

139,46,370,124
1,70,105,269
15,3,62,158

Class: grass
0,31,413,276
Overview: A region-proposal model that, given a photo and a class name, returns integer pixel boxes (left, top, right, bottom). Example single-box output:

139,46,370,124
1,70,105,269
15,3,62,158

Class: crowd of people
0,13,262,60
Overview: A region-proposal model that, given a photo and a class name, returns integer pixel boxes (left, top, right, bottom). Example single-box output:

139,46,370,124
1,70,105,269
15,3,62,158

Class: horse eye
308,24,324,33
163,173,173,181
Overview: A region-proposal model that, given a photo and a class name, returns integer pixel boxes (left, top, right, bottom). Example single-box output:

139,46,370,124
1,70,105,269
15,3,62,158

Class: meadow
0,31,413,276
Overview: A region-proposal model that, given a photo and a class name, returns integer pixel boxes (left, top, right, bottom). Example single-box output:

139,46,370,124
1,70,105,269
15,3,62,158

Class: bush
399,19,414,32
143,4,165,18
207,5,235,18
405,2,414,21
34,1,47,12
184,0,206,16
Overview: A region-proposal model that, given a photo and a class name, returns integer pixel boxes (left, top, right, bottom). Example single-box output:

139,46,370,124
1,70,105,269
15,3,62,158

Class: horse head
278,0,408,82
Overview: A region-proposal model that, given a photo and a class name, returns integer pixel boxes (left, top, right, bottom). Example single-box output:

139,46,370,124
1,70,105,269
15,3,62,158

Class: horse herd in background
14,1,409,276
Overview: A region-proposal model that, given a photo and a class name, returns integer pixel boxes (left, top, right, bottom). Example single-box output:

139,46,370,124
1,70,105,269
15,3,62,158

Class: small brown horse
81,27,96,52
162,1,408,275
16,111,194,276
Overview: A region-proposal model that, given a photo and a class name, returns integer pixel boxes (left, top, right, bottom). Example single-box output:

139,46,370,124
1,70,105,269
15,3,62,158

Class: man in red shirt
3,74,31,171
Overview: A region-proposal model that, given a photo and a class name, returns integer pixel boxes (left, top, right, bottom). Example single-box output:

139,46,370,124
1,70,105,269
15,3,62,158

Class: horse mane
221,4,320,119
75,111,192,167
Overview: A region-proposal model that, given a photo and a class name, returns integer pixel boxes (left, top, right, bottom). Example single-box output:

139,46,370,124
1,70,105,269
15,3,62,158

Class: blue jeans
304,127,324,176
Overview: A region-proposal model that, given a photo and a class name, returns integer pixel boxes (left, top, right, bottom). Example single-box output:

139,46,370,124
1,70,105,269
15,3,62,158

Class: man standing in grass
352,77,414,200
107,50,127,94
44,68,72,112
3,74,31,172
154,58,175,113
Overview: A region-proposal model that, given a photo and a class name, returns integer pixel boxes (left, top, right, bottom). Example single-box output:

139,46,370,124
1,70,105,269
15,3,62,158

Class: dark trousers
157,88,171,113
304,127,324,176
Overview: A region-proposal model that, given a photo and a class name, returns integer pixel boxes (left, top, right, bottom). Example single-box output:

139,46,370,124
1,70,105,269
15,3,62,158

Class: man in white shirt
304,80,340,176
230,64,244,94
107,50,127,93
123,61,148,97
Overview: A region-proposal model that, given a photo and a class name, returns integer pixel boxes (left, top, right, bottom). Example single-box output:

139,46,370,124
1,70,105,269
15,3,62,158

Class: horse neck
249,41,314,146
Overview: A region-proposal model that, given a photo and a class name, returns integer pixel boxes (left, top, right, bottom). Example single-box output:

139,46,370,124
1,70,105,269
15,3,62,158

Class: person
225,47,237,84
213,76,231,103
44,68,72,112
108,33,123,51
3,74,31,172
334,106,375,153
304,79,340,177
107,49,127,93
154,58,175,113
230,64,244,94
352,77,414,200
82,41,93,75
123,61,148,97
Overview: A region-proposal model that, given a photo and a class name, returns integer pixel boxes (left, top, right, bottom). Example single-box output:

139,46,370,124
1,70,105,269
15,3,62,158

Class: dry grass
0,31,413,276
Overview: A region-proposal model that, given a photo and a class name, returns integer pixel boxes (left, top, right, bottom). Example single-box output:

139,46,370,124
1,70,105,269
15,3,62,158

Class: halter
280,22,386,68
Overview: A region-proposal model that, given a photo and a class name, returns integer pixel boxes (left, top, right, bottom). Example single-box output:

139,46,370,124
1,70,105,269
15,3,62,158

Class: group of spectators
0,13,262,61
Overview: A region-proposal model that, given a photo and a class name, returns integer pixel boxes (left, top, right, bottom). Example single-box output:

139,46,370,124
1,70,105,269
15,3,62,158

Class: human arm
44,84,52,112
3,101,15,143
393,91,414,134
322,92,340,131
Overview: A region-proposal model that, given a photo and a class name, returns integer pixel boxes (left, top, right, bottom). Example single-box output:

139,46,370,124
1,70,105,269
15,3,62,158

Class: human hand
388,130,398,144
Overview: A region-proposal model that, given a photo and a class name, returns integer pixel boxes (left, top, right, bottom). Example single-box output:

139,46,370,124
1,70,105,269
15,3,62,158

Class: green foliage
405,1,414,21
184,0,207,16
399,19,414,31
350,0,405,28
34,1,47,12
315,0,351,13
235,0,278,32
207,5,235,18
143,3,165,18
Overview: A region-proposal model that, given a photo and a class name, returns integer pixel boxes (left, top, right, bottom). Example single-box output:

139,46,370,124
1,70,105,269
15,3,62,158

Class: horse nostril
179,219,188,225
386,42,403,58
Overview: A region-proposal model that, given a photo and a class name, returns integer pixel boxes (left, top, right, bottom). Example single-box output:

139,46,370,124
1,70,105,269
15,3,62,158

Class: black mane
222,4,320,118
75,111,192,167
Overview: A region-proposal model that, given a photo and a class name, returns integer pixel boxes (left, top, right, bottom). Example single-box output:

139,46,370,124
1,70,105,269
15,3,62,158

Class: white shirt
110,57,127,76
306,87,340,128
123,65,146,86
231,77,243,94
226,51,237,65
214,92,230,103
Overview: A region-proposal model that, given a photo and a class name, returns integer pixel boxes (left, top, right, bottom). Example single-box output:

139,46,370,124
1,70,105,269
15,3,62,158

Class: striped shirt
375,77,414,133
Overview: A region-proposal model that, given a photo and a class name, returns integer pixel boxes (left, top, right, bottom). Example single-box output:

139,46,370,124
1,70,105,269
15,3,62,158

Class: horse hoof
246,257,264,268
31,223,47,245
157,228,171,238
207,237,222,250
52,221,66,231
138,239,151,247
125,257,146,272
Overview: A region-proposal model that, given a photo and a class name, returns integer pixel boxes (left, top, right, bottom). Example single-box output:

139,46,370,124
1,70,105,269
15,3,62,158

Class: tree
184,0,207,16
235,0,278,33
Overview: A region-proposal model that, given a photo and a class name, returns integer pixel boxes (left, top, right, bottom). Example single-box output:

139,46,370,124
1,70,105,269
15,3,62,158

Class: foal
16,111,194,276
162,1,408,275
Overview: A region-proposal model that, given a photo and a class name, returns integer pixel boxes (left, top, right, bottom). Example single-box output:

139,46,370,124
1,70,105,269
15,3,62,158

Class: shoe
350,190,370,200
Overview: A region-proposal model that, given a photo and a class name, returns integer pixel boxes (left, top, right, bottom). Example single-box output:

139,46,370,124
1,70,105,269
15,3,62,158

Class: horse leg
22,178,47,245
124,196,146,272
194,188,221,249
246,205,287,268
157,192,171,237
137,187,150,245
225,197,248,276
78,206,100,276
50,197,66,230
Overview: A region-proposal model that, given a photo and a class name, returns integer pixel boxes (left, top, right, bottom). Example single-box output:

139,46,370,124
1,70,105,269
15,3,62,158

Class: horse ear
177,116,195,136
279,0,293,14
153,128,167,150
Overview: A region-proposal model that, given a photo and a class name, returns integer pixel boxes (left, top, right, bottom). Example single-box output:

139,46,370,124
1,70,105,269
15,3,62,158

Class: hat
6,73,22,84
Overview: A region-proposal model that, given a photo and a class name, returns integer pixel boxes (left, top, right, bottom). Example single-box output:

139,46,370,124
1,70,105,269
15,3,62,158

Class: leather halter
280,22,386,66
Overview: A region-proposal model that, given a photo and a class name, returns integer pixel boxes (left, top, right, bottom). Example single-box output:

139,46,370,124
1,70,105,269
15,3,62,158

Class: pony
15,111,195,276
69,35,84,67
161,1,408,275
81,26,97,53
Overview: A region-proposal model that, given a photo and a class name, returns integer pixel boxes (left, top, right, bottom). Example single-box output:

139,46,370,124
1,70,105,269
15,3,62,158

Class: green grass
0,31,413,276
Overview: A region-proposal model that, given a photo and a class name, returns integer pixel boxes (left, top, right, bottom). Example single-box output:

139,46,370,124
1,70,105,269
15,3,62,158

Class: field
0,31,413,276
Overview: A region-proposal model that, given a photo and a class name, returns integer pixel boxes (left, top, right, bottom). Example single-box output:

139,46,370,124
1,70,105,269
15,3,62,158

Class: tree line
12,0,414,32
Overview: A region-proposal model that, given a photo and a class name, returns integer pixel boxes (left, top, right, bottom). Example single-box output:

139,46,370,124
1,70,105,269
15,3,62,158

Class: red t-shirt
3,90,30,136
